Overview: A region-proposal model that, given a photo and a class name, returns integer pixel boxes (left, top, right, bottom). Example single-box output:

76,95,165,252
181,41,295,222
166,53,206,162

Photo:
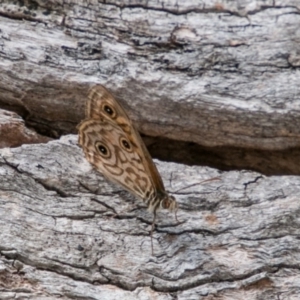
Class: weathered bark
0,1,300,156
1,135,300,299
1,1,300,299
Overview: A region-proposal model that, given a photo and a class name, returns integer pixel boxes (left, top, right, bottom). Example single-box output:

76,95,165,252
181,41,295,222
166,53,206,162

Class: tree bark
1,135,300,299
0,1,299,149
1,1,300,299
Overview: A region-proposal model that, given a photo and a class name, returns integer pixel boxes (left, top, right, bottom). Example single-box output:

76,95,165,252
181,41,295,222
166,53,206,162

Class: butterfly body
78,85,177,214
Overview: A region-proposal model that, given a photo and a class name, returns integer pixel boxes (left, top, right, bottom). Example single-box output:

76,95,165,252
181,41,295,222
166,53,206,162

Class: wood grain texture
0,1,299,151
0,135,300,299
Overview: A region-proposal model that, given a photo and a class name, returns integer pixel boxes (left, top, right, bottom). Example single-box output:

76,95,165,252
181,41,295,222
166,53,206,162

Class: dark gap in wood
0,102,30,121
25,119,75,139
143,135,300,176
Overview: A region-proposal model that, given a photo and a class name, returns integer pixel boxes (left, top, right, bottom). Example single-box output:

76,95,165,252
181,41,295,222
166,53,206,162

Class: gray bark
0,1,300,299
0,1,299,150
1,135,300,299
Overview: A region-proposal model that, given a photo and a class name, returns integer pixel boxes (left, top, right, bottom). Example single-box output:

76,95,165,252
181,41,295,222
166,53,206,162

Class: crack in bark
243,176,264,190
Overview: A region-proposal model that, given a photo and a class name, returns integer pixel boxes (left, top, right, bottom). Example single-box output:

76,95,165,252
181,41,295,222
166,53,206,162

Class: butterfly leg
150,211,157,255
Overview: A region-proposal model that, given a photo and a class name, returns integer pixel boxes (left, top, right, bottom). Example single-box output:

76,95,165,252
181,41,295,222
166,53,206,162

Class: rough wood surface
0,109,52,147
1,135,300,299
1,1,300,298
0,0,299,150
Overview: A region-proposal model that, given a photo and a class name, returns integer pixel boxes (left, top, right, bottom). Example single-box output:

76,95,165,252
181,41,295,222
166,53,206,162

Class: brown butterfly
78,85,178,253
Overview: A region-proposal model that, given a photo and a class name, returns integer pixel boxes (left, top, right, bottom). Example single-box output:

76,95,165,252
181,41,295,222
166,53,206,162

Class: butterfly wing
85,85,166,193
78,118,156,201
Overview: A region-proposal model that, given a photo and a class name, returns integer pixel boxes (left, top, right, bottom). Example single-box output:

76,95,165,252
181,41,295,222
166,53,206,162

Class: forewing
86,85,166,193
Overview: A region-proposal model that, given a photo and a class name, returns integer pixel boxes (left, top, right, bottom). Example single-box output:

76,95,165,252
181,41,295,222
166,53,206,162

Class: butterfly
77,85,178,253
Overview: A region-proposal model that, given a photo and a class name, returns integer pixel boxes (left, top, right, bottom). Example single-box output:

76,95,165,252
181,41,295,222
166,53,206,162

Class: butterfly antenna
150,211,156,256
173,176,221,193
